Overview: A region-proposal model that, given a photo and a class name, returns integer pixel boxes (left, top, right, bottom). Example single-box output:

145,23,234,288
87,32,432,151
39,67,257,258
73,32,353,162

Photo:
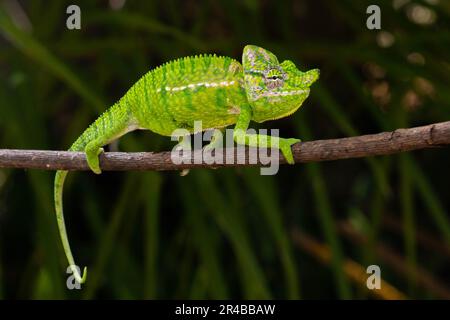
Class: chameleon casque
55,45,319,284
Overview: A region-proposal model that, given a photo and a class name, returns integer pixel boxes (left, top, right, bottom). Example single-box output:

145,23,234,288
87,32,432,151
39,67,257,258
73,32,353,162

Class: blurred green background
0,0,449,299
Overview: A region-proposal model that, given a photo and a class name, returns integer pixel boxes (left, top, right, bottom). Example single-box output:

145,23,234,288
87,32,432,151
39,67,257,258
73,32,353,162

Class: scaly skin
54,45,319,284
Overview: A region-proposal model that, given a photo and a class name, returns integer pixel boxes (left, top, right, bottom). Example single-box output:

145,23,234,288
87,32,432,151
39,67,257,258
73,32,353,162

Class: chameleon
54,45,319,284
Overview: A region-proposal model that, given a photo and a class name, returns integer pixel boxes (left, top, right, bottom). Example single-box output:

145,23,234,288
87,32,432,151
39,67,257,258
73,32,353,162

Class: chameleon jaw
254,88,309,100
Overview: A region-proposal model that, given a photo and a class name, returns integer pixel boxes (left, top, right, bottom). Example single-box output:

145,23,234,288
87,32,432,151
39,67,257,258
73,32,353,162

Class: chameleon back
124,54,249,136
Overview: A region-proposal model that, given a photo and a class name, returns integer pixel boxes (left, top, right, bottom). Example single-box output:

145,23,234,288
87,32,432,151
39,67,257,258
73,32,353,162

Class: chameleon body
54,45,319,283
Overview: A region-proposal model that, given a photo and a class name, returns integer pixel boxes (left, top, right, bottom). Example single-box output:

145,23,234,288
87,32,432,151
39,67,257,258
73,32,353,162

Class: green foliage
0,0,449,299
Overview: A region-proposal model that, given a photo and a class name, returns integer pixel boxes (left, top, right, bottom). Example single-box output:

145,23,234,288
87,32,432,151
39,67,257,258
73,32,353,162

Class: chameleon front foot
279,138,300,164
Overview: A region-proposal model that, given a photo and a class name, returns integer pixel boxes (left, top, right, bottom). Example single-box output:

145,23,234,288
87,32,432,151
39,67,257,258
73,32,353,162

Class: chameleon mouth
256,88,309,99
264,103,303,121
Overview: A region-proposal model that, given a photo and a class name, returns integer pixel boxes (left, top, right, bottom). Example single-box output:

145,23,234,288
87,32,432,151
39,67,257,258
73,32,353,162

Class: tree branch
1,121,449,171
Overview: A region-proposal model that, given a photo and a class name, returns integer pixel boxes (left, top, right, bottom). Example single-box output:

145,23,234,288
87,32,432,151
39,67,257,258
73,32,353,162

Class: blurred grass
295,115,352,299
241,170,300,299
0,7,104,112
192,170,271,299
0,0,449,299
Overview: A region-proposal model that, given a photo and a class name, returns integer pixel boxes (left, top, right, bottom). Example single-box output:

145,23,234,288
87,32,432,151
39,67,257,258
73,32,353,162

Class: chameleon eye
268,75,281,80
264,68,285,89
265,67,285,82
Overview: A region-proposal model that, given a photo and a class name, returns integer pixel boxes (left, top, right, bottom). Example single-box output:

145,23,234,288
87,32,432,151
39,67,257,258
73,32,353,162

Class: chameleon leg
203,128,224,152
176,135,192,151
233,105,300,164
77,103,137,175
203,129,224,170
85,142,105,174
177,135,191,176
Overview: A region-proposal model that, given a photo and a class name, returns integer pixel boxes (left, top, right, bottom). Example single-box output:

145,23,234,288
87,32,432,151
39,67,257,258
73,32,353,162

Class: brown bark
0,121,449,171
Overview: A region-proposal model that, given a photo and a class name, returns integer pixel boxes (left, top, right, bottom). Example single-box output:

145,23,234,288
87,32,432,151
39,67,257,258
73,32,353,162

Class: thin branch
0,121,449,171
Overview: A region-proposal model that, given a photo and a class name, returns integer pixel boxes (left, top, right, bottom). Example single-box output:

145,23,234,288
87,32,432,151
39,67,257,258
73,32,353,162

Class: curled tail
54,170,87,284
54,100,137,284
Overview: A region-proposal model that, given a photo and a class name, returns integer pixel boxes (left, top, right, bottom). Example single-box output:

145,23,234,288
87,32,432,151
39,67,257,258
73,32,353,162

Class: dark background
0,0,449,299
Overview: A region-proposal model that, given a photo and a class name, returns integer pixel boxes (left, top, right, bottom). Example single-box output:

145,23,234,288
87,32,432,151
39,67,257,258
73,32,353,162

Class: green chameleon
55,45,319,284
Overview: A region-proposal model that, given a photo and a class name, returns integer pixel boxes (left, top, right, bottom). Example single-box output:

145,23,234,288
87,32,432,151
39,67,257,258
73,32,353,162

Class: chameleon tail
53,98,140,283
54,169,87,284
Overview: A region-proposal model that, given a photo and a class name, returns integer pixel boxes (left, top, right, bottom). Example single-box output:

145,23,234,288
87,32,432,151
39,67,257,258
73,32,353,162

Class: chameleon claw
78,266,88,284
70,265,87,284
180,169,190,176
282,149,295,164
280,138,300,164
77,266,87,284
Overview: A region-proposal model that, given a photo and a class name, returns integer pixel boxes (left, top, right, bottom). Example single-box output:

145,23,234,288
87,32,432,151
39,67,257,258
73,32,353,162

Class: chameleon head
242,45,319,123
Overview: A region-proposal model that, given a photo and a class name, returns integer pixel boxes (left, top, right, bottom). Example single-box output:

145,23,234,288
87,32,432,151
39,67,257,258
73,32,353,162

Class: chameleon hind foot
180,169,190,176
176,136,191,176
203,129,224,170
85,145,104,174
203,129,223,153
